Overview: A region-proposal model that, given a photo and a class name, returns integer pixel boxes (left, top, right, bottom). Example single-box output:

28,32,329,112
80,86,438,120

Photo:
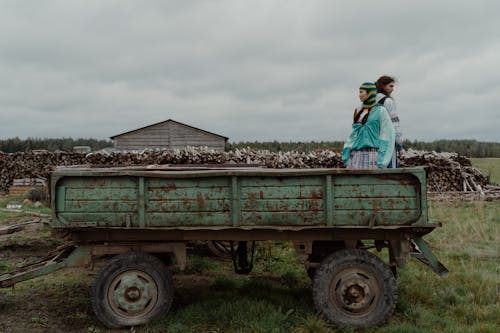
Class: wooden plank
241,185,323,200
231,176,240,226
116,140,170,145
147,187,230,200
148,212,231,226
61,177,137,188
138,177,146,228
147,177,230,188
335,174,417,186
58,213,138,227
168,122,223,139
239,176,323,187
65,188,138,200
147,199,230,212
333,197,419,210
332,210,420,226
326,175,333,226
119,125,170,136
115,136,169,141
240,198,324,212
240,211,325,226
334,184,416,198
169,139,224,144
64,200,137,212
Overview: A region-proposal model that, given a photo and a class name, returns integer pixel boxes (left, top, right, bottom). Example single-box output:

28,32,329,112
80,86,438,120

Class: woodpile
400,149,488,193
0,148,490,195
0,151,86,193
428,185,500,202
83,147,344,169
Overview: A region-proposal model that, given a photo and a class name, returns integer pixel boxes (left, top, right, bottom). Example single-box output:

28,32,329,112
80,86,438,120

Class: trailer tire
207,240,235,259
91,252,174,328
312,249,397,328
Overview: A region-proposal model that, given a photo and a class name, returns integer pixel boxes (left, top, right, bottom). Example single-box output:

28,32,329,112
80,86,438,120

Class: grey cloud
0,0,499,142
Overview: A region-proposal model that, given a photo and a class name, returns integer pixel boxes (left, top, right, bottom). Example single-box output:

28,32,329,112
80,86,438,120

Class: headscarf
360,82,377,109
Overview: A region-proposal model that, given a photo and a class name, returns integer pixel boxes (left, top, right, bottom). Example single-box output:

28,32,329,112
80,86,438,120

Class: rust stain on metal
165,182,177,192
310,198,319,212
182,197,191,209
310,190,322,199
196,193,205,209
386,198,395,210
248,192,257,202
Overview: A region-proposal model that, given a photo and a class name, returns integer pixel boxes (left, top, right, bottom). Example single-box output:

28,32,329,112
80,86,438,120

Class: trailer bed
51,166,429,231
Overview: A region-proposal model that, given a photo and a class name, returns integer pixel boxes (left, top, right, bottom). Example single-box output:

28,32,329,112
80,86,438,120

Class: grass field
0,166,499,332
471,158,500,184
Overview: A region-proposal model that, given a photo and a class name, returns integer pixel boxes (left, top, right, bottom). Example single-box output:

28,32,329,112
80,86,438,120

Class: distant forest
0,137,112,153
0,137,499,158
228,140,500,158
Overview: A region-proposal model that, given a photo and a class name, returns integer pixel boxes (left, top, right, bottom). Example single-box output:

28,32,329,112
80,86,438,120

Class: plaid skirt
346,148,378,169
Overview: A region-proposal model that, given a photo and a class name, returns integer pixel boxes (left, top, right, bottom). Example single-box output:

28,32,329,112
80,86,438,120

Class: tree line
0,137,112,153
227,139,500,158
0,137,499,157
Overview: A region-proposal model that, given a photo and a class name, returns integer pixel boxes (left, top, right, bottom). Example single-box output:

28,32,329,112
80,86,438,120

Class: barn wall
168,122,225,151
113,121,226,151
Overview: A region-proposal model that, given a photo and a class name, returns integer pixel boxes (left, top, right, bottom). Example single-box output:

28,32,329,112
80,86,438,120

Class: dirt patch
0,218,230,333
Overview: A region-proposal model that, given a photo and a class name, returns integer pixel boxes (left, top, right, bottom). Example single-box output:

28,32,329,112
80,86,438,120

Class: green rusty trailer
0,166,447,328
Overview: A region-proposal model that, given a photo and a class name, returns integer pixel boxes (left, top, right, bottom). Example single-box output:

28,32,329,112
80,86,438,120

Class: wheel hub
125,286,141,302
330,269,379,316
108,270,159,317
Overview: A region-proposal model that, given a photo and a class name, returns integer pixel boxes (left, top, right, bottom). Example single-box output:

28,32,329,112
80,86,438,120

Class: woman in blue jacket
342,82,395,169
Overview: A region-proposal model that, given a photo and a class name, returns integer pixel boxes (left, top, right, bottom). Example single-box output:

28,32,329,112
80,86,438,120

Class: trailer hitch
0,244,91,288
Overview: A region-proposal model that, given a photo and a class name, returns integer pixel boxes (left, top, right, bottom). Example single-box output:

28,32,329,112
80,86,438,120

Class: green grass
471,158,500,184
0,193,51,222
139,201,500,333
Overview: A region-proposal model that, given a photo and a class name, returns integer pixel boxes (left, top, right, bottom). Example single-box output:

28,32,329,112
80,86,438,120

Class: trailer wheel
91,252,174,328
312,249,397,328
207,241,235,258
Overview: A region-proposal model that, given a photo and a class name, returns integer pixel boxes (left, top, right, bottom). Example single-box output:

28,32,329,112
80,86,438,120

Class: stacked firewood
400,149,488,192
0,151,87,193
0,149,344,193
0,148,489,194
84,147,344,169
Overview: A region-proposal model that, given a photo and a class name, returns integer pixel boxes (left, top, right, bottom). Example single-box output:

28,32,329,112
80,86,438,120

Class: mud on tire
91,252,174,328
312,249,397,328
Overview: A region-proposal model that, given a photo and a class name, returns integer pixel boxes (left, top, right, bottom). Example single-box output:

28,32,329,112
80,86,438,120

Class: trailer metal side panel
52,167,426,229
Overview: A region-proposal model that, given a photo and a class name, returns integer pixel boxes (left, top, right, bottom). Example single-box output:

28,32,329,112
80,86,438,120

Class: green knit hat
360,82,377,109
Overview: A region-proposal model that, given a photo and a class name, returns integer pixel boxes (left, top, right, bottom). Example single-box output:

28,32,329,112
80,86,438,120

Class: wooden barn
110,119,228,151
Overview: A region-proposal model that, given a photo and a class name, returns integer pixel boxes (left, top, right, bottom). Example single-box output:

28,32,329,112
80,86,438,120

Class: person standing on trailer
342,82,395,169
375,75,404,168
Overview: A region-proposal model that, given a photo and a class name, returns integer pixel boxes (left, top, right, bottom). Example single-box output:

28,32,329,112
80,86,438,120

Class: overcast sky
1,0,499,142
